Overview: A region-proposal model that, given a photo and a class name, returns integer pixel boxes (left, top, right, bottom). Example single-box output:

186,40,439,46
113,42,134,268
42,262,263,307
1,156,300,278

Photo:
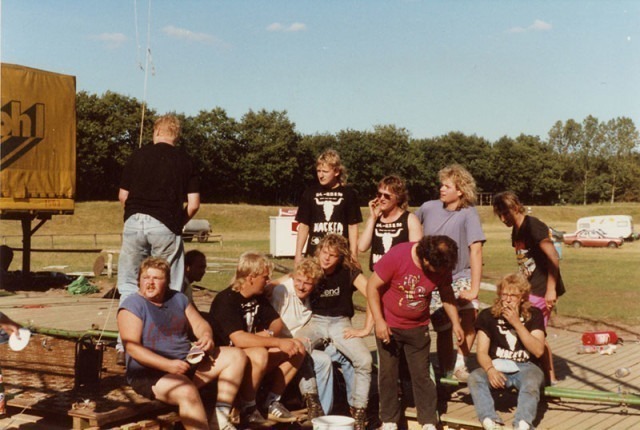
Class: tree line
77,90,640,206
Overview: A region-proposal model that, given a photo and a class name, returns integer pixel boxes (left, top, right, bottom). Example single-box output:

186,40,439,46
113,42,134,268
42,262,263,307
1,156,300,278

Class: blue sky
2,1,639,142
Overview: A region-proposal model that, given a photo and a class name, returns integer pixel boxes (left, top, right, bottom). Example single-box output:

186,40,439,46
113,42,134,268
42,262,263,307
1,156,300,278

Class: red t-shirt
374,242,452,329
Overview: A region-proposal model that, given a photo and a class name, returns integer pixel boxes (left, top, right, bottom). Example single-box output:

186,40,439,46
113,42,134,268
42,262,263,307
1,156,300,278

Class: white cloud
267,22,307,32
91,33,127,49
530,19,552,31
267,23,285,32
507,19,552,34
162,25,229,48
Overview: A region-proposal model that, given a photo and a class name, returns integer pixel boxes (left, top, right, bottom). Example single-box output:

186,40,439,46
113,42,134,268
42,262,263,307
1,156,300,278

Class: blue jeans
467,362,544,428
298,349,335,415
116,214,185,349
296,315,372,409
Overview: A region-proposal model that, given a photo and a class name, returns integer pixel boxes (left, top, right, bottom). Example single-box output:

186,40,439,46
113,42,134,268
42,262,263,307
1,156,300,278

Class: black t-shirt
310,265,361,318
207,287,280,347
512,216,565,298
120,142,199,235
475,306,546,365
295,184,362,256
370,211,410,271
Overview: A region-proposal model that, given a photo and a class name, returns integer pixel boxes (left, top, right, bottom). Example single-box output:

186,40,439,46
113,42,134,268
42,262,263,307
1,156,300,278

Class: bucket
312,415,355,430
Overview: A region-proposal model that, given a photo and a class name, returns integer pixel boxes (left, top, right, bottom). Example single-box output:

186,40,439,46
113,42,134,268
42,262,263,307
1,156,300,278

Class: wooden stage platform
0,290,639,429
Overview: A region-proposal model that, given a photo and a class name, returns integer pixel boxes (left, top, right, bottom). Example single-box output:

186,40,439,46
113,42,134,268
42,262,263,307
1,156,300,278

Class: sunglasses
376,192,393,200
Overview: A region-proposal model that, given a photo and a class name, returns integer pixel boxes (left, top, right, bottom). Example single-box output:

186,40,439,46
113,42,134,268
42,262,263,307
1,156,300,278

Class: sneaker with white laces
240,407,269,427
381,423,398,430
267,401,298,423
422,424,437,430
482,417,504,430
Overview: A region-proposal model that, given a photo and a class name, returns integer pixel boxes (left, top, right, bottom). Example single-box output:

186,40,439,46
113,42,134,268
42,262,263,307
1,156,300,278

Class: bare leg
153,374,208,430
241,347,269,402
265,349,305,395
194,347,247,404
457,308,478,359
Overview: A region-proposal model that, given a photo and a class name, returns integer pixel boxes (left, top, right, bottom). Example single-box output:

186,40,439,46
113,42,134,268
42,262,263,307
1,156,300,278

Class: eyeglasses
501,292,521,299
376,191,394,200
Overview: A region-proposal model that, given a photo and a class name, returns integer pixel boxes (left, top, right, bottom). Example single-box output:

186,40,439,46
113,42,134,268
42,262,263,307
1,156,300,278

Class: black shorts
128,366,198,400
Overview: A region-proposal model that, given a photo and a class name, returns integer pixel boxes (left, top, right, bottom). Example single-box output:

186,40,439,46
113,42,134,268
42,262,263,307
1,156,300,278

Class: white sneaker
515,421,531,430
422,424,437,430
482,417,504,430
380,423,398,430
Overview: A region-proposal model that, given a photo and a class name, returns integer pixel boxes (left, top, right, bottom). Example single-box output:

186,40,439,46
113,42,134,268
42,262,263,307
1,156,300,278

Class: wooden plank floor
1,291,639,429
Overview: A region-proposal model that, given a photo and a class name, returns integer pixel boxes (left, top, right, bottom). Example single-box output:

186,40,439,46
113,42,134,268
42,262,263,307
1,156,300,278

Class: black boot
350,406,367,430
303,393,324,420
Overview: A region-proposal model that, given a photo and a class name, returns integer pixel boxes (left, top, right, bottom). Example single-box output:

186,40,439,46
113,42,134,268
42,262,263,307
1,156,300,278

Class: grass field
1,202,639,327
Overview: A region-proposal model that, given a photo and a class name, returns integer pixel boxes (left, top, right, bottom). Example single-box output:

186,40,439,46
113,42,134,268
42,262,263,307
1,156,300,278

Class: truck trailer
1,63,76,282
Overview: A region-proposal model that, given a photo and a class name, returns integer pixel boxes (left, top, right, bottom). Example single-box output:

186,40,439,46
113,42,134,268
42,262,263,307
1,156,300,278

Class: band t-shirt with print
208,286,280,347
369,211,410,271
296,184,362,256
475,306,545,364
310,264,361,318
374,241,452,330
512,215,565,298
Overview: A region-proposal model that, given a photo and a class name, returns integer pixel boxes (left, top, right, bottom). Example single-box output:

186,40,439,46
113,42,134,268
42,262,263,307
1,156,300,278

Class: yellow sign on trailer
1,63,76,216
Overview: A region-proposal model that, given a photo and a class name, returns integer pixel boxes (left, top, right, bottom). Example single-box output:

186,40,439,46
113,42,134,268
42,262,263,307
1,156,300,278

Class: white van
576,215,634,240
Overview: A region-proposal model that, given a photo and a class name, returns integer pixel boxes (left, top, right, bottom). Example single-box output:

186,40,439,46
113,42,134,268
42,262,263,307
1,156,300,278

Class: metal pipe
438,376,640,405
27,326,118,340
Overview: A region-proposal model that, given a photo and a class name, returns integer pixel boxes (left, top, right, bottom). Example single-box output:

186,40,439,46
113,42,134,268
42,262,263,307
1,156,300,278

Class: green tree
237,109,301,204
76,91,153,200
180,108,242,202
601,117,639,203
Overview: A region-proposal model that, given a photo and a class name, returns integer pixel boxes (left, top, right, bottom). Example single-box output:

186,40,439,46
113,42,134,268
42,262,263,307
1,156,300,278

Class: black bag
74,335,104,390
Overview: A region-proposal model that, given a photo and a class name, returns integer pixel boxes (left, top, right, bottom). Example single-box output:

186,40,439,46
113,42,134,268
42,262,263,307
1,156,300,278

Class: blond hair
231,251,273,291
154,114,181,140
317,149,347,185
294,257,323,285
490,273,533,321
315,234,359,272
439,164,477,208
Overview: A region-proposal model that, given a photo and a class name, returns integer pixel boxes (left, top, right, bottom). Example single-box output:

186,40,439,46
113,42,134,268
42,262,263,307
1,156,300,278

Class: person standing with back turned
115,114,200,365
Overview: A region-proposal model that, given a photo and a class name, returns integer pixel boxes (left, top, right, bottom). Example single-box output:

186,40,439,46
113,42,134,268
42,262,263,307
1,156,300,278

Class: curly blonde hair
490,273,533,321
294,257,324,285
315,234,359,272
439,164,477,208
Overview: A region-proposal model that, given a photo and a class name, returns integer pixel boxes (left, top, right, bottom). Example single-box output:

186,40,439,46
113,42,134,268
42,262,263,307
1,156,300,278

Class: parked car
562,229,624,248
182,219,212,243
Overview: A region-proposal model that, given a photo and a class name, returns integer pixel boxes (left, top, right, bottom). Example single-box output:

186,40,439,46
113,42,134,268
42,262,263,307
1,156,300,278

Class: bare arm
407,213,424,242
229,320,306,357
0,312,21,336
476,330,506,389
357,199,380,252
502,307,546,358
348,223,360,260
185,303,214,352
460,241,483,301
344,273,374,338
118,188,129,207
295,223,310,265
539,238,560,308
439,281,464,345
185,192,200,223
366,272,392,343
